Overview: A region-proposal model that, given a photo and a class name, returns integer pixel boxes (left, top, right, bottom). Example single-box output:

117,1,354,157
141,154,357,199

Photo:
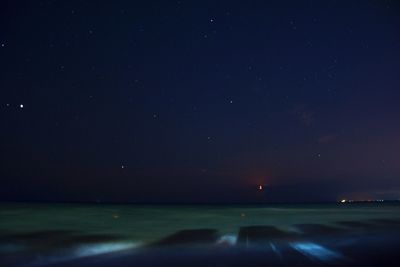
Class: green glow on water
1,203,400,243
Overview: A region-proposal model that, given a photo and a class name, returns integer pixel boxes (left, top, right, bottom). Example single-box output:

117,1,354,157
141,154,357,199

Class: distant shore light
258,185,263,191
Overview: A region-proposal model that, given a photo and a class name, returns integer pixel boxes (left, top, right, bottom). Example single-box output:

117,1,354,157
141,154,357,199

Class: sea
1,202,400,266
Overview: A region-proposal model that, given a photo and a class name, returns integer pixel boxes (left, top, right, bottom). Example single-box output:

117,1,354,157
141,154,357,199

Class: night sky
1,1,400,203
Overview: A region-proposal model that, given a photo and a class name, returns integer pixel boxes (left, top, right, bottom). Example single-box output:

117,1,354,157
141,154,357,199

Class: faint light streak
269,242,283,259
75,242,138,257
31,242,140,266
216,234,237,246
290,242,345,262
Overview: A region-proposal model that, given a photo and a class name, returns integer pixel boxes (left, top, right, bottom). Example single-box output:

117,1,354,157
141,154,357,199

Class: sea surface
1,202,400,266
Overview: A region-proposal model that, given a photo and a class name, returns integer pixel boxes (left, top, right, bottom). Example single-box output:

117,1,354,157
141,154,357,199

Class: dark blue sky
1,0,400,203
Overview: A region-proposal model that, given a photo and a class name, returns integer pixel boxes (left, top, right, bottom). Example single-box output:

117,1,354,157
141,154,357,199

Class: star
19,104,24,108
121,165,125,169
1,43,4,47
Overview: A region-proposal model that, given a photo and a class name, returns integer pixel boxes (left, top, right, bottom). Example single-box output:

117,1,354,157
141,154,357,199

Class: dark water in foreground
1,203,400,266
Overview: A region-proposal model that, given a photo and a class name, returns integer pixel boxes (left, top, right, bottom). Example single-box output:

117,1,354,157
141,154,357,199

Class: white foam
30,241,140,266
290,242,345,262
75,241,139,257
216,234,237,246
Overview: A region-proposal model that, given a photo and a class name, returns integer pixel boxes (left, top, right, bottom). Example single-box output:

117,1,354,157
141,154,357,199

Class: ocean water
1,202,400,266
1,203,399,242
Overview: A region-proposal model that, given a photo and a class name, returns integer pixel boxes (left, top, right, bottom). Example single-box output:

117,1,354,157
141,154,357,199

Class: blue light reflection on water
30,242,140,266
290,242,345,262
269,242,283,259
216,234,237,246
